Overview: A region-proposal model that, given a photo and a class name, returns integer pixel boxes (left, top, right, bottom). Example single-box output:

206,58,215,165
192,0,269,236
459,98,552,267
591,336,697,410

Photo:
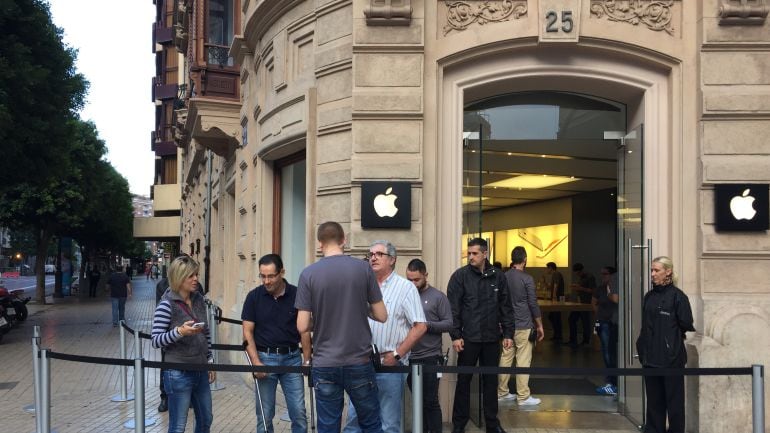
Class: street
0,275,56,298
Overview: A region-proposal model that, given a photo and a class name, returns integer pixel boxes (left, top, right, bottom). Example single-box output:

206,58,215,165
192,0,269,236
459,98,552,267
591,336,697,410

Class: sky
48,0,157,196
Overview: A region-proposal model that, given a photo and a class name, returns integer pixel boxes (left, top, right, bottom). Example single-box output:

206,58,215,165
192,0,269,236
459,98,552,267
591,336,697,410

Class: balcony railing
152,23,173,48
151,77,178,101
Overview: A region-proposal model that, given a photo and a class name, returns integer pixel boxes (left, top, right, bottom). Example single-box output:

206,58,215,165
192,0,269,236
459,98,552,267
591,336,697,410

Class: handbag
370,344,382,369
528,328,537,342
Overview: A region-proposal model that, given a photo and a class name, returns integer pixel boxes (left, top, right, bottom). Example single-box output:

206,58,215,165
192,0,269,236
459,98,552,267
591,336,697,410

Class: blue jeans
344,371,405,433
163,369,213,433
111,297,126,325
598,321,618,386
312,363,382,433
255,350,307,433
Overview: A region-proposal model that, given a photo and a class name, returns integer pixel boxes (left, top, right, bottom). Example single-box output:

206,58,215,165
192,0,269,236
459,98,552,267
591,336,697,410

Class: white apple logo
729,188,757,221
373,187,399,218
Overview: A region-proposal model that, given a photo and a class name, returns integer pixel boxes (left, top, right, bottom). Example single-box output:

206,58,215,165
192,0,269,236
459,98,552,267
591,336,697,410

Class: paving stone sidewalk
0,276,637,433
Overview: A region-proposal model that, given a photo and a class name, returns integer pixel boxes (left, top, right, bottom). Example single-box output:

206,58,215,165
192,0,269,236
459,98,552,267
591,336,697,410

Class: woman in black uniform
636,256,695,433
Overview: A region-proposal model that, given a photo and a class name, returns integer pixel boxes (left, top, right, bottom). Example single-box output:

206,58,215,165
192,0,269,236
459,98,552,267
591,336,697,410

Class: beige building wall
176,0,770,430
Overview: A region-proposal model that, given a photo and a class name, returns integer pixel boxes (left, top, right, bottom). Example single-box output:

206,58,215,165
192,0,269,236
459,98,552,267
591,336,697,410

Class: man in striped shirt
344,241,427,433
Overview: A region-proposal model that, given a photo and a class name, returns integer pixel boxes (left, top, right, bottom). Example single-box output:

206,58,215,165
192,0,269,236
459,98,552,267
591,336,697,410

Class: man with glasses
344,241,427,433
242,254,311,433
448,237,514,433
296,222,387,433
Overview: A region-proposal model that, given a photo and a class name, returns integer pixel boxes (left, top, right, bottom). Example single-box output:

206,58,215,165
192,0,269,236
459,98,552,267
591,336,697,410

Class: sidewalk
0,276,638,433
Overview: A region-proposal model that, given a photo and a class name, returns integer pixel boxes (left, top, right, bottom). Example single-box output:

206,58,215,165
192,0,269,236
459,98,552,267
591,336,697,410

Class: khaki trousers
497,328,534,402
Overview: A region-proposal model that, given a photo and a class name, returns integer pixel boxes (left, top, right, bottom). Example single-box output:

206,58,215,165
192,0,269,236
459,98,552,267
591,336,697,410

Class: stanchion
40,348,50,433
111,320,134,402
411,363,423,433
752,364,764,433
23,326,41,423
208,303,225,391
123,357,156,430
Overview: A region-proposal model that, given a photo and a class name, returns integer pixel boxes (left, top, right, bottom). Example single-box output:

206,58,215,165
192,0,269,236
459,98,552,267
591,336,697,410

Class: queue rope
119,322,242,351
38,349,753,377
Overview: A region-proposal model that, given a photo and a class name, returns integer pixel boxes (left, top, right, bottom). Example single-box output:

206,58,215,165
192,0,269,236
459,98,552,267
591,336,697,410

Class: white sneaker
497,393,516,401
518,396,541,406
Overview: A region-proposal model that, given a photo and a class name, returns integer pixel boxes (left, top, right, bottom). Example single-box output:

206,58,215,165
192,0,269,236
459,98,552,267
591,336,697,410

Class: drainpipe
203,149,212,295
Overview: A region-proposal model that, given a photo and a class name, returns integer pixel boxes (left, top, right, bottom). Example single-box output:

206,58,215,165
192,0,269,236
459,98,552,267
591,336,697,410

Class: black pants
89,280,98,297
407,355,443,433
548,312,562,339
452,341,500,432
643,367,685,433
567,311,592,344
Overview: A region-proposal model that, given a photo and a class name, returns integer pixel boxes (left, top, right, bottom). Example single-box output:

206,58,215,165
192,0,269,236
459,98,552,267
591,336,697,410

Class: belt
256,345,299,354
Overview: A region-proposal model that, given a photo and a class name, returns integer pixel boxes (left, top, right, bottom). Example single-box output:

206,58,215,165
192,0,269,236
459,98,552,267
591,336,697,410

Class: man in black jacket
448,238,514,433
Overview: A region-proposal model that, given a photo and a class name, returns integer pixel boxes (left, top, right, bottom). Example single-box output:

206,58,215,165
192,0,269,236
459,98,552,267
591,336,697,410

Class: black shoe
486,426,507,433
452,426,464,433
157,397,168,413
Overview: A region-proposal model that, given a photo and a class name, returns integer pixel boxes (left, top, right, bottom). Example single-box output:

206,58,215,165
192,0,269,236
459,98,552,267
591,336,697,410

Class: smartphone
192,322,206,329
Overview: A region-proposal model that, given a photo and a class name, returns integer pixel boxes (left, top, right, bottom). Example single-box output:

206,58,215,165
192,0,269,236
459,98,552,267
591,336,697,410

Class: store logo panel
715,184,769,231
361,182,411,229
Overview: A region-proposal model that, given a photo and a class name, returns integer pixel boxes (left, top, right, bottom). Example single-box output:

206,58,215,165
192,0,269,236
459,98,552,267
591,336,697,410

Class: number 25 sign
539,0,580,43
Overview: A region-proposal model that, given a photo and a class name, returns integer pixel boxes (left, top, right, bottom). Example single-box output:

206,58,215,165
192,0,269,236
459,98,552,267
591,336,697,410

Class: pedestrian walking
107,265,132,326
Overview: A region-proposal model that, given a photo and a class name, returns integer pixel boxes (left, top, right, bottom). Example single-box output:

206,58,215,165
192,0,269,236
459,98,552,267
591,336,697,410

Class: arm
242,320,261,366
394,322,428,360
151,300,183,349
498,275,514,340
676,291,696,333
301,331,312,364
369,300,387,323
446,272,464,341
534,317,545,341
127,282,132,297
427,293,453,334
297,310,312,333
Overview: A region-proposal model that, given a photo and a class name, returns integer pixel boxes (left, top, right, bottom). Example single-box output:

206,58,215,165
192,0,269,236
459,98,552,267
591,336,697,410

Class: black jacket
636,283,695,367
447,261,514,343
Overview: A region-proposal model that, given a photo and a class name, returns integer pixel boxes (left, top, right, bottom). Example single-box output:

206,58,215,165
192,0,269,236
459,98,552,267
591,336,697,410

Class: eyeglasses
259,273,281,280
366,251,391,260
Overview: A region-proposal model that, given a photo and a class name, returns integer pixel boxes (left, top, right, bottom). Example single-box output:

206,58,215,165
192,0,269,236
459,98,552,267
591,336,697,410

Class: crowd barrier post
208,303,225,391
411,363,423,433
27,326,43,431
40,348,51,433
752,364,764,433
112,320,134,402
123,327,156,430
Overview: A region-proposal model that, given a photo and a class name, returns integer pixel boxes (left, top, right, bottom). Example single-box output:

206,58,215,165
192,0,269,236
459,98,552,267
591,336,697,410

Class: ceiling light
617,208,641,215
462,196,490,204
485,175,579,190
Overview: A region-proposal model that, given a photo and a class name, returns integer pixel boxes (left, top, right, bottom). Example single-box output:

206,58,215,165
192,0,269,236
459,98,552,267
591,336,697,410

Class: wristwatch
393,351,401,361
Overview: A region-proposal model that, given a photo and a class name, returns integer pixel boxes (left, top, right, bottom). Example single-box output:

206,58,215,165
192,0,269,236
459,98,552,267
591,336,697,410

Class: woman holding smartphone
152,256,215,433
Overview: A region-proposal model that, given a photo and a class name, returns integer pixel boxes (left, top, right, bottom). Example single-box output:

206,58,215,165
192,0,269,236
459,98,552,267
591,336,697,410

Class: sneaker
518,396,541,406
497,393,516,401
596,384,617,395
157,397,168,413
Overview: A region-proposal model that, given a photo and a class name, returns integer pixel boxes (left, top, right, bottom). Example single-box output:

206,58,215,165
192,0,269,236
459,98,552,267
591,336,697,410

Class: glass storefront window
276,157,306,285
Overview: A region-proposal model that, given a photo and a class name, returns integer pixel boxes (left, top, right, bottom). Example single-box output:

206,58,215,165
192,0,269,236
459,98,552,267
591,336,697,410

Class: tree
0,0,88,188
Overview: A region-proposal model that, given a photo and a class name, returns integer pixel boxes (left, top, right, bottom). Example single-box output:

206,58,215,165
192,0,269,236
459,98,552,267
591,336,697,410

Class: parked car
44,264,56,274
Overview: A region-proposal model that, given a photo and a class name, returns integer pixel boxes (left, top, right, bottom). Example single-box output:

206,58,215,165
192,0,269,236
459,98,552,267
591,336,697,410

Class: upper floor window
207,0,234,67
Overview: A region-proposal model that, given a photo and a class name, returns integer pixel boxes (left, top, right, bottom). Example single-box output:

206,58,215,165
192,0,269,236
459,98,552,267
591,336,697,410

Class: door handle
628,240,649,364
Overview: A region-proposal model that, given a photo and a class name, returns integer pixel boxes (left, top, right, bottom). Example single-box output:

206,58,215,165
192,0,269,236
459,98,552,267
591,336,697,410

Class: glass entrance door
616,124,647,428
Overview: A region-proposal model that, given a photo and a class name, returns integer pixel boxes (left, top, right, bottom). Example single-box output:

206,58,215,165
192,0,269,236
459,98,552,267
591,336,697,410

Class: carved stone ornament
364,0,412,26
443,0,528,35
590,0,675,35
719,0,768,25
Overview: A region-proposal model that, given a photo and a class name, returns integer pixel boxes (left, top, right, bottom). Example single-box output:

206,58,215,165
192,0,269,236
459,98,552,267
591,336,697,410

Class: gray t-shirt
295,254,383,368
411,285,452,359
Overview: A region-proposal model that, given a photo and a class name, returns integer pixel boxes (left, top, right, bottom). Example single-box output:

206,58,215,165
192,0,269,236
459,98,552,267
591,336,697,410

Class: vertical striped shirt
370,271,426,361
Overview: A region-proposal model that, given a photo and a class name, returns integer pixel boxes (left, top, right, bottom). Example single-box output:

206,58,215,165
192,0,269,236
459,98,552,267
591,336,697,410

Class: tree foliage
0,0,88,188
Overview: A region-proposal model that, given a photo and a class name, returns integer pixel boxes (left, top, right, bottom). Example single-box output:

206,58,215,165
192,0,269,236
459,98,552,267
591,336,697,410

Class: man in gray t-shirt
295,222,387,433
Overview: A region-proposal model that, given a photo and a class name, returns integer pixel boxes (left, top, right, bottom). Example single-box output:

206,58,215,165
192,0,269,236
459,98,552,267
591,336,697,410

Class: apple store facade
176,1,770,431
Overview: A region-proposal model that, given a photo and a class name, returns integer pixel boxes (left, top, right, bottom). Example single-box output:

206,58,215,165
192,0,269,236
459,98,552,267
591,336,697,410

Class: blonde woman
151,256,214,433
636,256,695,433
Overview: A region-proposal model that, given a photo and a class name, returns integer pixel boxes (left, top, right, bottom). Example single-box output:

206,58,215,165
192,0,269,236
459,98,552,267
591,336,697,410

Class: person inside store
636,256,695,433
592,266,619,395
545,262,565,341
565,263,596,348
151,255,214,433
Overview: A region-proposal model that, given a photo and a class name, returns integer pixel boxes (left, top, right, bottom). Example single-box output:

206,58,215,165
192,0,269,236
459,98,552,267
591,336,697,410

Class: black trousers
407,355,443,433
567,311,592,344
88,280,98,297
452,341,500,432
643,367,685,433
548,312,563,339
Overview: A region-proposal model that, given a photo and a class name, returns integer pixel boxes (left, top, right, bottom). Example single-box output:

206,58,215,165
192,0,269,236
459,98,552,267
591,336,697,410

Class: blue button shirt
241,281,301,347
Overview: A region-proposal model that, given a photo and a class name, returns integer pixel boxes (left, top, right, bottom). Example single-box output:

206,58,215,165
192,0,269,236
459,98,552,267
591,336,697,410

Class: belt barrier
27,324,766,433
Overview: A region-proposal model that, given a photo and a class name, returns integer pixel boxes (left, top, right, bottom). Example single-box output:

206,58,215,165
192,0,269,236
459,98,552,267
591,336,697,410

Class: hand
302,358,311,376
536,326,545,342
178,320,203,337
502,338,513,349
252,359,267,379
452,338,464,353
381,352,399,366
208,370,216,383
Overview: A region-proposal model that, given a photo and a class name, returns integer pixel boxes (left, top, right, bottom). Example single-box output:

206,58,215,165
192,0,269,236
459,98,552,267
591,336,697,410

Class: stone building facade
173,0,770,431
